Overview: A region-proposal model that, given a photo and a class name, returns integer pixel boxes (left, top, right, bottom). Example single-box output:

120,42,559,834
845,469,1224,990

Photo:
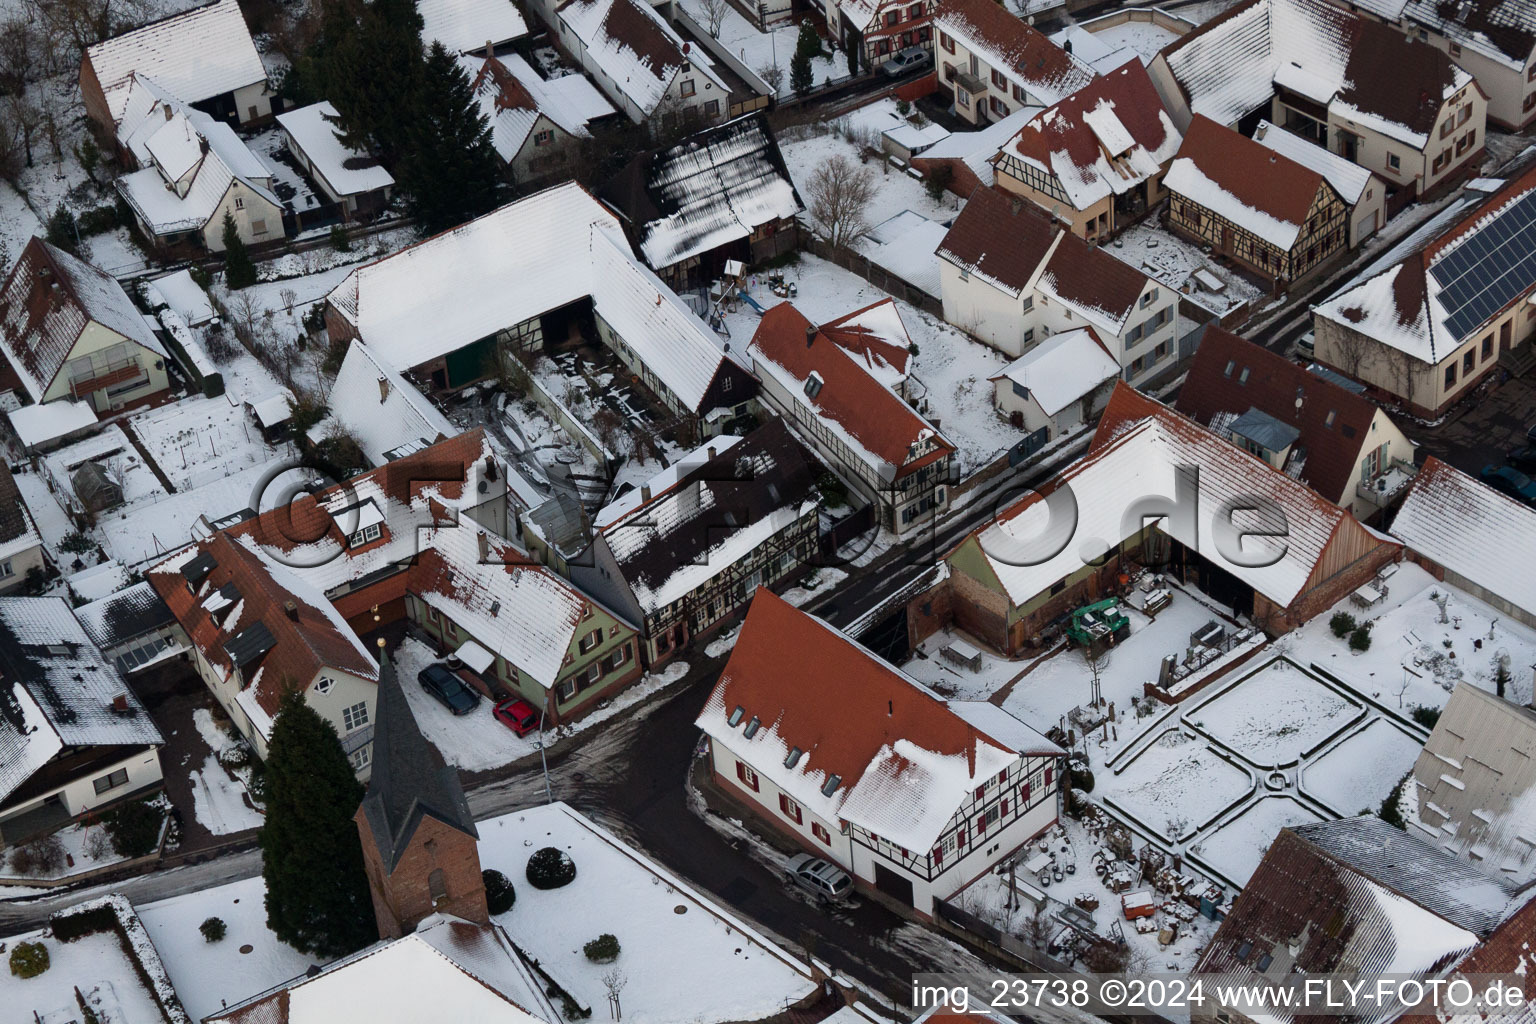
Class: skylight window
784,747,803,768
743,716,761,739
728,705,745,727
1239,367,1251,384
804,371,824,400
821,774,842,796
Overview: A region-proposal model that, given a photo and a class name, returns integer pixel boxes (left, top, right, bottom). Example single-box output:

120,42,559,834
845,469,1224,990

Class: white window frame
343,700,369,731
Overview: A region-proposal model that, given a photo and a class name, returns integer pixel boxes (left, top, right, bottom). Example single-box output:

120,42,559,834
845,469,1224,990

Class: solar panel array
1429,189,1536,342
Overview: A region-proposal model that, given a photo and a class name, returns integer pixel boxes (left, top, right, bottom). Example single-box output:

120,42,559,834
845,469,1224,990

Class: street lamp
537,709,553,804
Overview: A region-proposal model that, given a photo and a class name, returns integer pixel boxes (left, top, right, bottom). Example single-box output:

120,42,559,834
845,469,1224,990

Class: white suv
785,854,854,905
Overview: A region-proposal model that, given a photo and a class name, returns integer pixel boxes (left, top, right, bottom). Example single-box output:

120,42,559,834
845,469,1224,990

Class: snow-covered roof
1163,114,1326,251
116,110,279,235
0,596,163,803
1159,0,1473,150
882,121,951,153
818,299,913,390
594,434,743,530
75,581,177,650
208,915,554,1024
1401,0,1536,72
967,383,1388,610
7,399,98,449
461,53,614,163
554,0,725,115
0,465,41,577
144,268,215,325
696,589,1061,851
325,341,454,466
1316,167,1536,363
598,419,817,614
417,0,529,54
1390,456,1536,621
85,0,267,126
1252,120,1374,204
602,114,803,271
932,0,1097,105
328,183,741,414
916,105,1038,188
748,302,953,482
0,237,166,402
996,60,1180,212
987,327,1119,415
277,101,395,197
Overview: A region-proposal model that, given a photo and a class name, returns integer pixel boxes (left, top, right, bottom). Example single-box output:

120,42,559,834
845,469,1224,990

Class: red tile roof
932,0,1095,98
818,298,912,380
747,301,953,478
1174,326,1382,505
1168,115,1328,243
935,185,1059,295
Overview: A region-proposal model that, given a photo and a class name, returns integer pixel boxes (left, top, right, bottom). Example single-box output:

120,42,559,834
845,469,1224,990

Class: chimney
641,484,652,501
284,600,299,621
111,692,129,712
887,700,894,716
805,325,817,347
486,38,494,58
1062,37,1072,54
477,531,490,561
1011,197,1023,216
484,455,498,481
706,446,717,458
163,104,173,122
377,374,389,402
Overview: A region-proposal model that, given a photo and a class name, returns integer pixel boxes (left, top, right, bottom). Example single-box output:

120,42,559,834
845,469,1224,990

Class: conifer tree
396,42,502,235
260,690,375,958
221,212,257,290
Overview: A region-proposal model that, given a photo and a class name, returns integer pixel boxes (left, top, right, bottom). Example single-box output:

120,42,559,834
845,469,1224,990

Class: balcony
70,356,145,399
1356,458,1417,509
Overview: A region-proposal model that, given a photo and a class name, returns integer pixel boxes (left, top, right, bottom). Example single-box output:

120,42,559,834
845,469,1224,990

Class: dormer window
804,371,824,400
343,499,385,548
349,521,382,547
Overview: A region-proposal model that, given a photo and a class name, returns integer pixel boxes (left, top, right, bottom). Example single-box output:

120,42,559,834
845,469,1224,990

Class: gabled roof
324,340,453,466
0,597,163,805
996,60,1181,211
146,533,380,738
695,589,1060,850
327,182,741,414
554,0,725,115
1399,893,1536,1024
417,0,530,54
1252,120,1374,205
931,0,1097,104
600,114,803,271
85,0,267,126
207,915,554,1024
936,186,1152,331
461,53,613,162
360,655,478,873
1174,326,1383,504
817,299,912,390
747,302,954,481
1159,0,1473,149
1195,817,1514,1018
963,383,1390,609
0,462,42,564
1316,164,1536,363
1401,0,1536,71
0,237,165,402
116,109,280,235
276,102,395,197
1390,455,1536,619
1163,115,1328,252
986,327,1118,416
598,418,818,614
74,581,177,651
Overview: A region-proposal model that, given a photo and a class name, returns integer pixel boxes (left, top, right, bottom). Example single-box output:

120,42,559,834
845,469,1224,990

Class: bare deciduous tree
806,154,876,252
756,62,783,95
280,287,298,313
700,0,730,37
601,968,628,1021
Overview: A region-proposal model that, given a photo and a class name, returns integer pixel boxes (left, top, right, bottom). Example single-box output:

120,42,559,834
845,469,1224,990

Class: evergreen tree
790,50,814,96
221,212,258,290
396,42,502,235
260,690,375,958
795,18,822,61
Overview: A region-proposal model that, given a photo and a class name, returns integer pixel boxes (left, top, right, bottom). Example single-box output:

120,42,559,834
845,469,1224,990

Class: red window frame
940,31,954,53
908,2,922,16
778,792,804,824
991,69,1006,88
973,785,984,800
1022,781,1031,802
932,843,944,863
736,762,759,792
812,822,831,844
1044,766,1053,787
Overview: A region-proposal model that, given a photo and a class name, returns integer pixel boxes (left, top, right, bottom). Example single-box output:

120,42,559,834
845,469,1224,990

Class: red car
493,698,541,736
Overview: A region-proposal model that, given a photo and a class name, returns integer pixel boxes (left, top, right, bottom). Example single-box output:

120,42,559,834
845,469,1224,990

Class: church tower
355,652,488,939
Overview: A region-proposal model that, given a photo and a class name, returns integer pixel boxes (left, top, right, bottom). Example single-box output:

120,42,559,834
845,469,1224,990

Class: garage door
874,863,914,907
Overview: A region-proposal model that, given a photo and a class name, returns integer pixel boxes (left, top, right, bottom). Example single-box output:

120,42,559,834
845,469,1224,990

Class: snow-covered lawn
139,875,319,1021
43,426,168,510
1190,659,1360,766
717,252,1023,471
1302,718,1422,816
0,819,130,882
479,803,816,1023
393,636,692,773
132,395,292,492
1277,563,1536,712
1107,729,1252,841
7,924,169,1024
184,709,264,836
1192,796,1324,887
1109,220,1265,319
674,0,843,97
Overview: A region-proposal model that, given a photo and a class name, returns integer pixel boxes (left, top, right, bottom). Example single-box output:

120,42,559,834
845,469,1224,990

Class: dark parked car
493,697,540,736
881,46,932,77
1507,446,1536,474
1480,465,1536,505
418,663,481,715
